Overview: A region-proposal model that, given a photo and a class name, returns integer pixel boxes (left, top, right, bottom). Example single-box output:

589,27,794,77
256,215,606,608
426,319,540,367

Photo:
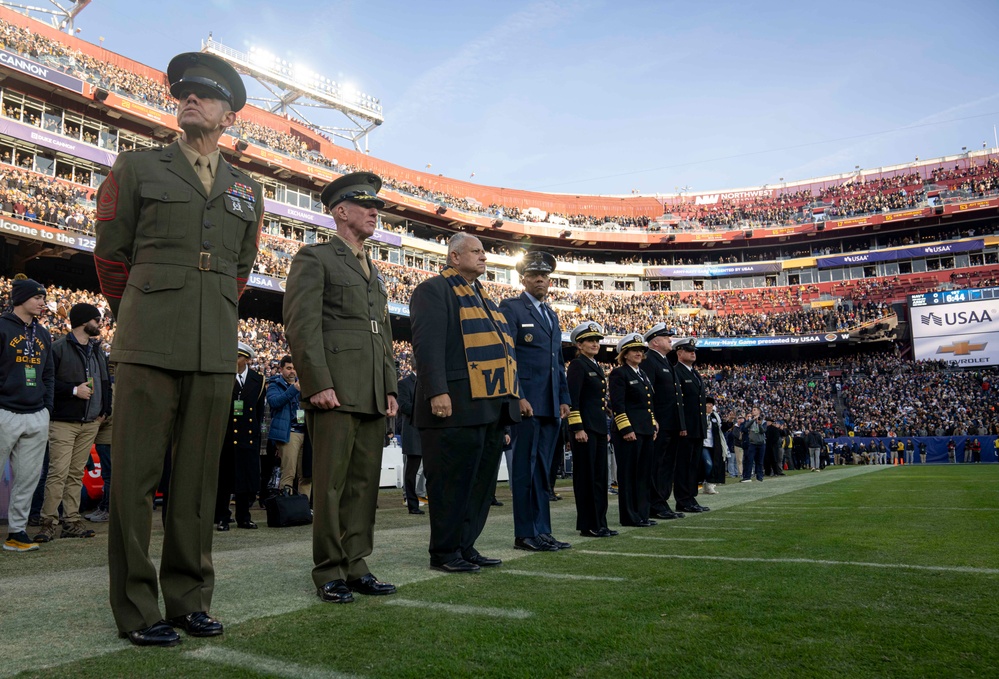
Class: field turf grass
2,463,996,678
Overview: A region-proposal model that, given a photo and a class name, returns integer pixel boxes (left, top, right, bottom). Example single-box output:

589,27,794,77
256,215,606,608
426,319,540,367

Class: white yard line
665,525,754,530
384,597,532,619
186,646,363,679
632,536,726,542
579,550,999,575
500,569,626,581
752,505,999,512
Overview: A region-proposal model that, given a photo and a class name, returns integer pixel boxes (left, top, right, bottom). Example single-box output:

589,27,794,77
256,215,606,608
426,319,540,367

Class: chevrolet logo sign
937,341,987,356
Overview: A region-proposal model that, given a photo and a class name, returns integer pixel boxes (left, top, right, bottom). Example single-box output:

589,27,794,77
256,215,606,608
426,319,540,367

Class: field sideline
2,464,996,678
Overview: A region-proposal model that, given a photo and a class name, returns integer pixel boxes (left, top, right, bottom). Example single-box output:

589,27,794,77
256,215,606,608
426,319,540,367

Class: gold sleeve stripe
568,411,582,425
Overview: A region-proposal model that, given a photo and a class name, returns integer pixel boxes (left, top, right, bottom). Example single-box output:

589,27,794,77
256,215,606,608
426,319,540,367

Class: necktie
357,250,370,279
236,374,244,390
194,156,213,193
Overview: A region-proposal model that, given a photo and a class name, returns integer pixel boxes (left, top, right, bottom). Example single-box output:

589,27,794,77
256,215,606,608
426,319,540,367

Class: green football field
2,464,996,678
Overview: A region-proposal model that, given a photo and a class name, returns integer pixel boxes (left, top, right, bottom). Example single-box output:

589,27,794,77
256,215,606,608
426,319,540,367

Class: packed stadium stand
1,6,998,446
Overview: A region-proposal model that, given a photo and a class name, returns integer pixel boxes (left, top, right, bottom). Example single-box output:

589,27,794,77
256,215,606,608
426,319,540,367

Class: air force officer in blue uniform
499,252,571,552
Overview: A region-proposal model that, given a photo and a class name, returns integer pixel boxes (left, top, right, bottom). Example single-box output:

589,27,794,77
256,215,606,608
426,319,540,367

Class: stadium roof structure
0,0,90,33
200,36,383,153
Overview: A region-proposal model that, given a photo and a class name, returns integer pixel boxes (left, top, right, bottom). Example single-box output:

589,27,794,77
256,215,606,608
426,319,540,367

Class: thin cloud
784,93,999,178
385,0,587,134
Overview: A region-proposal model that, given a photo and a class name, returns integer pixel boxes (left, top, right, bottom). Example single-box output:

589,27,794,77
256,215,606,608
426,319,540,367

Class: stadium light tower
0,0,92,33
200,36,383,152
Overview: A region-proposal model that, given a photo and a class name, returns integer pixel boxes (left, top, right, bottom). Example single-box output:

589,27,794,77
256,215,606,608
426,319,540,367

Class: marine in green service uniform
93,52,263,648
283,171,399,604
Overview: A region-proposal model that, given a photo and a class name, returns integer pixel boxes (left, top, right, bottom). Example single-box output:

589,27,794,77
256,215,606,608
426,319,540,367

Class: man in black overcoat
214,342,265,530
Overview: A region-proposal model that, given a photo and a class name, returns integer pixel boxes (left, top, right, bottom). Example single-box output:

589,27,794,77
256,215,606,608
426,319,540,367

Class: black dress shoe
605,528,619,536
408,507,425,514
635,520,654,527
119,621,181,647
490,497,504,506
317,580,354,603
236,521,257,529
430,558,480,573
539,533,572,550
693,504,710,512
580,528,608,538
216,521,229,532
465,553,502,567
677,505,706,514
514,536,557,552
168,611,224,637
346,573,397,596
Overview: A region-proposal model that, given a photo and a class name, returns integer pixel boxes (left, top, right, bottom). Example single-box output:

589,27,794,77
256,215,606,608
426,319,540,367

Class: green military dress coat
283,235,396,414
283,234,397,586
94,140,263,634
94,141,262,371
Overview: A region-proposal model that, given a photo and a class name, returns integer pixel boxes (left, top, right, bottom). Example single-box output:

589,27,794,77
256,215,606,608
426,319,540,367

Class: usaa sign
912,301,999,339
248,274,286,291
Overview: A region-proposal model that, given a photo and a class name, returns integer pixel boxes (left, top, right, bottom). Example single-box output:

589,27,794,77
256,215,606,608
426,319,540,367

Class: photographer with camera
741,406,767,483
266,356,310,499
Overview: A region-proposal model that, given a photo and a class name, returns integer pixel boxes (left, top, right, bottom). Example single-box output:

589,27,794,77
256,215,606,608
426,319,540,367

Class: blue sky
69,0,999,196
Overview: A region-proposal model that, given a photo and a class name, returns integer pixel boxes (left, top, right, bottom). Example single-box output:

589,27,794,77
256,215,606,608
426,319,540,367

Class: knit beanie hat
11,277,46,307
69,303,102,328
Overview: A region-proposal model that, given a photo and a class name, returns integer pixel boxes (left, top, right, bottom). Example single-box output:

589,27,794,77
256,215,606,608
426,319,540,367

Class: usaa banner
910,298,999,366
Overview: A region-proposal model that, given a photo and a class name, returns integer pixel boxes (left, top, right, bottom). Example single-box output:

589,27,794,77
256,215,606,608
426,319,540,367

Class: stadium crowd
705,356,998,440
3,277,995,442
932,157,999,195
2,102,960,272
8,16,999,238
837,357,998,438
669,189,814,228
0,19,176,113
0,166,96,233
247,233,965,329
349,260,895,338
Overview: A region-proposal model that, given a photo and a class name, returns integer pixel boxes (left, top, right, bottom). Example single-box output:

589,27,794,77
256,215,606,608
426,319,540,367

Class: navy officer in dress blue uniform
671,338,709,514
608,333,658,527
566,322,616,538
499,251,571,552
641,323,686,521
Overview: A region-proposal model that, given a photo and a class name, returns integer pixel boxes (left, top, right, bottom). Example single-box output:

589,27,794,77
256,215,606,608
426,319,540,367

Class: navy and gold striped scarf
441,266,519,400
